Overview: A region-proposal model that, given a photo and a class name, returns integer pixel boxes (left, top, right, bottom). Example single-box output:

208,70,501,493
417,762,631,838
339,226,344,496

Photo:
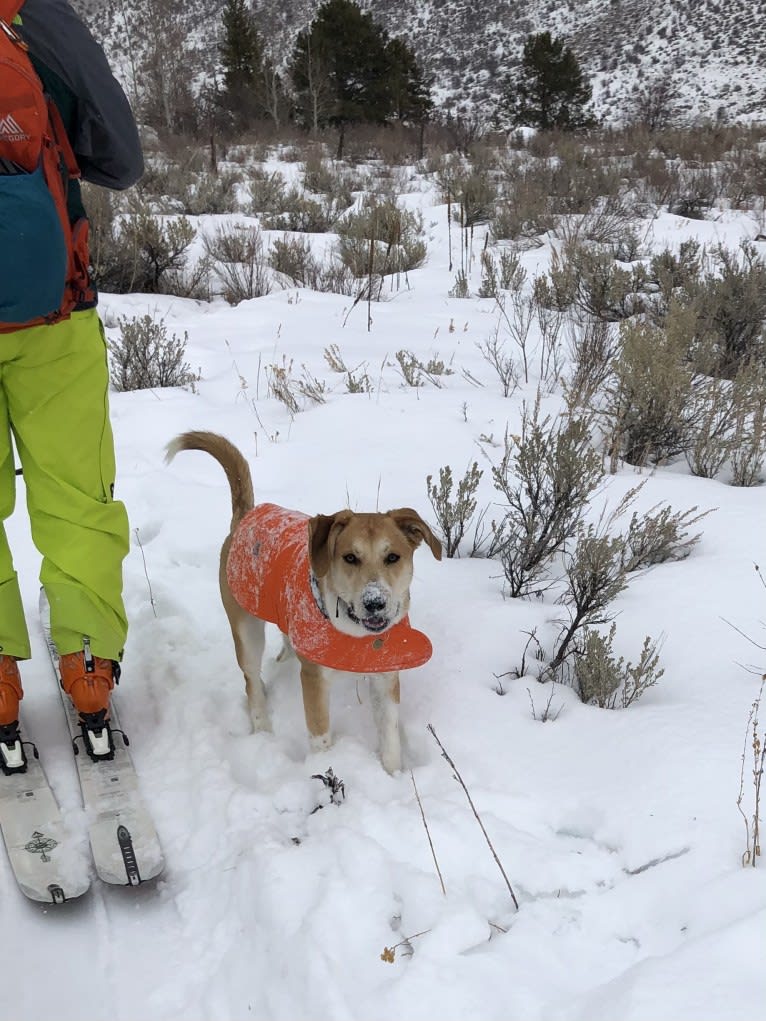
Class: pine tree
219,0,263,128
289,0,430,152
506,31,593,131
386,37,433,123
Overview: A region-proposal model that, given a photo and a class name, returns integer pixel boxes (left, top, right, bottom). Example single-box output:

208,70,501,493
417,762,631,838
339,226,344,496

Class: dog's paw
380,749,402,775
249,712,272,734
309,732,332,754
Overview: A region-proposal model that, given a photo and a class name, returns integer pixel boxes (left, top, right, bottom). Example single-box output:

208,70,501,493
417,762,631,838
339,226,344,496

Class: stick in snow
427,724,519,911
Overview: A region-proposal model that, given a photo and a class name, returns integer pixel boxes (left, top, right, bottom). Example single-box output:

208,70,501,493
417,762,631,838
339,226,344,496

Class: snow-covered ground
3,160,766,1021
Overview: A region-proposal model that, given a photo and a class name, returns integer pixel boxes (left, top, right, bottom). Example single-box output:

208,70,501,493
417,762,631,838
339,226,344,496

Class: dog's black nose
362,594,386,613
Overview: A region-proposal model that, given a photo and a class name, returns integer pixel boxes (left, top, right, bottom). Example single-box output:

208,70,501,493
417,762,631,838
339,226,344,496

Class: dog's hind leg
240,617,270,732
227,603,270,733
220,539,270,733
275,634,295,663
369,672,402,774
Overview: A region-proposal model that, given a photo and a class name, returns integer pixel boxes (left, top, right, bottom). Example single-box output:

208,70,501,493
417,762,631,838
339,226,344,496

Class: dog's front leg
221,543,270,733
369,672,402,774
299,658,331,753
223,595,270,731
233,613,270,733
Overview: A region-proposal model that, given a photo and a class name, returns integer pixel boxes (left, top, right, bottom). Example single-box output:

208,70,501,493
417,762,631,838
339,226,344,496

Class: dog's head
308,508,441,637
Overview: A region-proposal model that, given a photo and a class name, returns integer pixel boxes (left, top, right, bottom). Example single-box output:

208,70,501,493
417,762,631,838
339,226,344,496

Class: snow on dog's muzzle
351,582,395,632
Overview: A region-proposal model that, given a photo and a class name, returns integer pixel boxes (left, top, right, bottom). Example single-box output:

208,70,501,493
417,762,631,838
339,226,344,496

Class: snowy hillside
76,0,766,125
2,139,765,1020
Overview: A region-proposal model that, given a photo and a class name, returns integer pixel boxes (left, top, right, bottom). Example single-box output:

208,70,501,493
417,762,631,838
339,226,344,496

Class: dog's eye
343,553,359,565
384,552,400,564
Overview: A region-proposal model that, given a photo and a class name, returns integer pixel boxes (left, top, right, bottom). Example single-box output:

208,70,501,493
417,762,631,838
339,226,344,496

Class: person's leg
0,375,30,663
5,309,129,724
0,352,30,738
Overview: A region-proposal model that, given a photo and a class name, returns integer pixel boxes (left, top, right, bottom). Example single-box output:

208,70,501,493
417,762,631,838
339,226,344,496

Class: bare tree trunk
262,64,282,129
117,0,141,115
336,120,345,160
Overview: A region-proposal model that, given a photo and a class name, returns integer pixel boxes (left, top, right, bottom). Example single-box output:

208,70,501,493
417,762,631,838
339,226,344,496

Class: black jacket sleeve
17,0,144,189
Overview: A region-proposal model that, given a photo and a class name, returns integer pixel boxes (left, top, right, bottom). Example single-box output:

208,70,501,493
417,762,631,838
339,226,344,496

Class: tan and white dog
166,431,441,772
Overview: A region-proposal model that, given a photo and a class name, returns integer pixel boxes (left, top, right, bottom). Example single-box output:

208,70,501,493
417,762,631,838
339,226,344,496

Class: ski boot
0,656,29,774
59,640,122,761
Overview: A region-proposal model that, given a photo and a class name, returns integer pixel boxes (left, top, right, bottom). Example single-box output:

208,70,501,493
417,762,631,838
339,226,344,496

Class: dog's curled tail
165,430,254,527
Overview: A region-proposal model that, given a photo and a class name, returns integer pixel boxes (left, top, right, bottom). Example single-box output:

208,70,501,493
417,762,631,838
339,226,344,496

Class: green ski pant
0,308,129,662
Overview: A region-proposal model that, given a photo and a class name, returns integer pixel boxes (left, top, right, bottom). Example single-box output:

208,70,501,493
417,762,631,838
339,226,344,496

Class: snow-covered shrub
729,358,766,486
336,197,426,278
247,168,287,215
261,188,343,233
489,400,603,597
575,623,664,708
568,244,648,322
547,139,622,215
532,247,578,313
132,153,201,212
645,239,704,321
203,223,271,304
477,328,520,398
426,462,483,558
269,235,322,287
694,242,766,378
565,318,618,410
666,165,718,219
446,169,497,228
603,311,695,466
109,315,197,392
181,168,242,216
576,195,641,250
302,153,355,210
738,675,765,867
449,270,470,298
620,501,709,571
490,173,553,246
394,349,453,388
268,236,356,295
531,486,704,696
477,249,527,298
118,208,199,296
265,357,301,415
83,184,135,294
720,143,766,209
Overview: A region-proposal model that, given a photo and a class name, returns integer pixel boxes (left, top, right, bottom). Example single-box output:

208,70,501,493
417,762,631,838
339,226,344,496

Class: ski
39,591,165,887
0,724,90,903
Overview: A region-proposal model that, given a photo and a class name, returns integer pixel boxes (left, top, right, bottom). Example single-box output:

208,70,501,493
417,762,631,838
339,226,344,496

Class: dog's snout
361,582,389,614
362,592,387,613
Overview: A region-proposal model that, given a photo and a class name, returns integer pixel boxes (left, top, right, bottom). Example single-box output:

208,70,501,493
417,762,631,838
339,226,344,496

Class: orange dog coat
226,503,433,673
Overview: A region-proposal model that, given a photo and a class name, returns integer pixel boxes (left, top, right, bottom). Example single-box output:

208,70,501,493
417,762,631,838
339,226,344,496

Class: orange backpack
0,0,92,332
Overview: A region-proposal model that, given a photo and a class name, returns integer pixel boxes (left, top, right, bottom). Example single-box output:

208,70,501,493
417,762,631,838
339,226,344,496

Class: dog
166,431,441,772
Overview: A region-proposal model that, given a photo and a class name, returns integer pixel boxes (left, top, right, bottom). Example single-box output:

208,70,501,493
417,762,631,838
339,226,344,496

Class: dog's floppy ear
387,508,442,560
308,510,353,577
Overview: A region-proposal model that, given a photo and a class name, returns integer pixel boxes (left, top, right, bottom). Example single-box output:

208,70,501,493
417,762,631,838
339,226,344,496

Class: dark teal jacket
17,0,143,209
13,0,143,305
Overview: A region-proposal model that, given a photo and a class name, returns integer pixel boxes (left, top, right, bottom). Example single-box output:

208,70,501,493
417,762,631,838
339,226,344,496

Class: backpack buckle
0,18,27,49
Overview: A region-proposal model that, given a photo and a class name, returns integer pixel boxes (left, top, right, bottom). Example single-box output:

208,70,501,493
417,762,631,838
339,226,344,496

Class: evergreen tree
386,37,433,123
219,0,263,128
289,0,430,152
506,31,593,131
